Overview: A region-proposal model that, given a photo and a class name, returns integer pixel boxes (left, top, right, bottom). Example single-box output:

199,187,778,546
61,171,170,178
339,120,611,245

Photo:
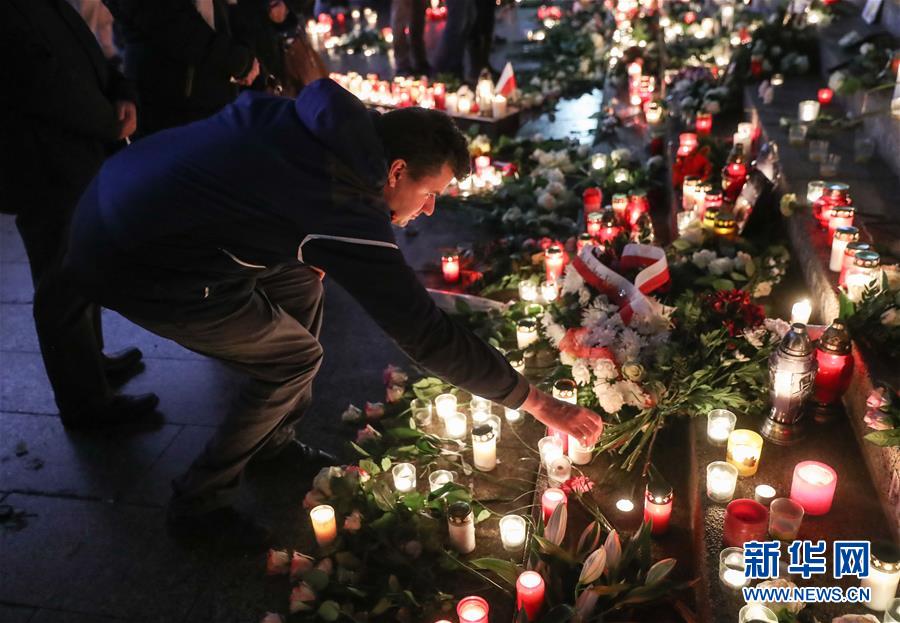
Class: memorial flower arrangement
841,269,900,361
862,385,900,447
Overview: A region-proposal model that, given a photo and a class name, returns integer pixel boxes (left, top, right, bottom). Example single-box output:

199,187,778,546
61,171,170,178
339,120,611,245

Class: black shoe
61,393,159,430
166,506,273,551
103,347,145,386
254,437,339,466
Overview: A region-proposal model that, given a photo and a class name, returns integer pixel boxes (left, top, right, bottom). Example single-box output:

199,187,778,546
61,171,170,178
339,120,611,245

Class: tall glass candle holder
830,226,859,272
392,463,417,492
813,320,854,408
840,241,871,286
516,318,539,349
544,245,565,282
764,324,817,445
790,461,837,515
643,480,674,535
448,501,476,554
827,205,855,239
434,393,457,420
707,461,739,503
540,280,559,302
541,488,567,523
724,499,769,547
726,429,764,477
441,252,460,283
845,250,882,303
499,514,527,551
768,497,804,540
456,595,489,623
429,469,455,492
707,409,737,446
310,504,338,547
444,411,467,439
518,280,539,302
719,547,750,590
471,424,497,472
538,436,564,468
862,543,900,611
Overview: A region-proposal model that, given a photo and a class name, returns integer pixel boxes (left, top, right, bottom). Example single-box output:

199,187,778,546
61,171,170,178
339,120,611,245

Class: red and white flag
496,62,517,96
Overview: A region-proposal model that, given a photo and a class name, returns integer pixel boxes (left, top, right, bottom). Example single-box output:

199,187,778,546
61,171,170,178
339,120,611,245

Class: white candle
754,484,777,506
472,424,497,471
567,435,594,465
429,469,455,492
516,318,539,349
707,409,737,446
448,502,476,554
863,555,900,611
538,435,564,468
830,226,858,272
435,393,457,420
499,514,527,551
471,409,490,425
591,153,609,170
790,299,812,325
491,94,507,118
720,548,750,589
445,93,458,114
807,180,826,204
540,280,559,303
457,95,473,115
798,100,820,123
310,504,337,547
504,406,522,423
518,281,539,302
445,411,467,439
706,461,739,503
392,463,416,492
616,498,635,512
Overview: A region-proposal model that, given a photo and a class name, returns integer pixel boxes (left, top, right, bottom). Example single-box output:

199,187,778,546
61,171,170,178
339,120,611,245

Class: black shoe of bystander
61,393,159,430
103,347,145,386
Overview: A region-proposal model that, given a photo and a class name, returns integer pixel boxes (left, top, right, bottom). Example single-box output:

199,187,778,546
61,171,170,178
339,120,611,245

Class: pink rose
867,388,890,411
290,552,314,579
364,402,385,420
265,549,291,575
865,411,894,431
386,384,405,403
383,365,409,386
289,583,316,613
343,510,363,533
315,557,334,576
260,613,285,623
302,489,326,510
355,424,381,444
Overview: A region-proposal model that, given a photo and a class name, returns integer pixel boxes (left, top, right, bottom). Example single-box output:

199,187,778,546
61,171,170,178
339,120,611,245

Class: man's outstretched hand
521,385,604,446
286,36,330,86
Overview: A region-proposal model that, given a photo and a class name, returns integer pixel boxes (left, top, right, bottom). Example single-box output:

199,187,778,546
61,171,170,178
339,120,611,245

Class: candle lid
714,212,736,227
545,245,563,257
833,226,859,241
826,182,850,194
442,251,460,261
448,501,473,524
817,320,851,355
646,478,673,503
845,241,871,256
853,250,880,268
554,378,577,394
779,323,812,357
829,205,854,217
872,542,900,568
517,317,538,331
577,232,594,243
586,211,603,224
472,423,494,441
507,350,525,366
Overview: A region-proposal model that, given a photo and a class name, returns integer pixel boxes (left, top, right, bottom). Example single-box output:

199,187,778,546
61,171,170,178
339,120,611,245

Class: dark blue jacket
66,79,528,407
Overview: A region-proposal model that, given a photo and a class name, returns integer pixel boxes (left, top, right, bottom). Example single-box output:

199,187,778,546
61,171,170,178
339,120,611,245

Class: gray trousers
125,264,324,515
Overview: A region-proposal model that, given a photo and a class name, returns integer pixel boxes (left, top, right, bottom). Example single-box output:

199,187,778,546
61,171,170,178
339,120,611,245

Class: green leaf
865,429,900,447
359,458,380,476
372,480,396,512
371,597,393,616
470,557,521,587
350,442,371,457
671,238,693,251
712,278,735,291
533,535,578,564
303,568,330,592
475,508,491,524
317,600,341,621
645,558,677,585
386,427,423,440
380,457,392,471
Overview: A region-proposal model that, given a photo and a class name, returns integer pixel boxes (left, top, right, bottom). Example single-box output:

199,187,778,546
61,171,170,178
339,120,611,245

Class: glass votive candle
806,180,826,204
726,430,764,477
472,424,497,472
504,406,522,424
789,460,837,515
768,497,804,541
540,280,559,302
820,153,841,178
516,318,539,349
538,436,564,468
410,398,433,427
435,393,457,420
444,411,467,439
798,99,820,123
499,514,527,551
719,547,750,590
808,139,829,163
568,435,595,465
457,596,489,623
724,499,769,547
309,504,337,547
707,409,737,446
518,280,539,302
707,461,739,503
547,455,572,486
486,414,502,442
788,124,807,146
739,604,778,623
754,484,777,506
392,462,417,492
470,395,492,414
429,469,455,492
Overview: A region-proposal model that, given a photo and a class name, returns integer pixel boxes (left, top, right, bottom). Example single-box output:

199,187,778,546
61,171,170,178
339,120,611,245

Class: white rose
578,287,591,306
691,249,717,270
341,403,363,423
764,317,791,338
313,466,344,497
616,380,647,408
572,359,592,386
733,251,753,273
536,192,557,210
828,70,846,92
502,206,523,223
592,359,618,382
561,265,585,294
560,351,576,365
708,257,734,276
546,181,567,197
595,383,625,414
860,42,875,55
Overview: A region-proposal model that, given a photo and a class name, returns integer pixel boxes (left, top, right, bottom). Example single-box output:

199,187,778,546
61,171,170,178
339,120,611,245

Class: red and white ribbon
572,243,669,325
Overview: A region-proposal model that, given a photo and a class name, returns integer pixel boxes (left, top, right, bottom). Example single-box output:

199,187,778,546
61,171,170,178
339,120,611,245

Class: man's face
382,160,455,227
268,0,288,23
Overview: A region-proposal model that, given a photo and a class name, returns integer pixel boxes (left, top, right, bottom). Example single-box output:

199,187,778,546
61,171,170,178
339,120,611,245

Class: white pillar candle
538,435,564,468
491,94,507,118
754,484,777,506
457,94,473,115
504,406,522,423
435,393,458,419
516,318,539,349
444,411,467,439
499,514,527,551
540,280,559,303
790,299,812,325
830,226,859,272
798,100,820,123
472,424,497,471
310,504,337,547
706,461,739,503
518,281,539,302
445,93,458,115
567,435,595,465
447,502,476,554
863,554,900,611
392,463,417,492
429,469,455,492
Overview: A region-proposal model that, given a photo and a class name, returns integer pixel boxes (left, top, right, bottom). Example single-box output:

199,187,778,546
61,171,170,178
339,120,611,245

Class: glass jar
714,212,737,239
845,250,881,303
826,205,854,239
812,182,850,229
839,241,872,286
447,501,476,553
829,226,859,272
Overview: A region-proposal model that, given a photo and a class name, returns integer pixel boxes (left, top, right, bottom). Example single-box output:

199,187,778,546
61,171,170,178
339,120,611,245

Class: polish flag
496,62,517,96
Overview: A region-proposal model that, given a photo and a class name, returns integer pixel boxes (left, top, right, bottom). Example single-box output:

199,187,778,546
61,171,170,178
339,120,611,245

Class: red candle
817,88,834,105
677,133,698,157
643,481,673,536
790,461,837,515
814,321,854,406
586,212,603,238
544,245,565,282
576,233,594,254
723,499,768,547
516,571,546,621
695,112,713,135
626,192,649,228
541,487,567,523
433,82,446,109
583,187,603,217
611,193,629,223
441,253,460,284
457,596,489,623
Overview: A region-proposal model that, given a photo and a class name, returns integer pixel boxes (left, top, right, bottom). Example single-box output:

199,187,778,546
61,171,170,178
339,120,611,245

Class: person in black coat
103,0,260,135
0,0,159,428
232,0,302,95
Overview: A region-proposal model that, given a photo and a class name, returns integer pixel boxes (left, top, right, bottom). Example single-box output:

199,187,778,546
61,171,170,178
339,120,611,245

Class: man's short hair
374,108,471,181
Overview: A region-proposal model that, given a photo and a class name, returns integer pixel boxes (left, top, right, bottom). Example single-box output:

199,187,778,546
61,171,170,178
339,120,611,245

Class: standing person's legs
408,0,429,72
125,283,324,517
434,0,475,76
391,0,414,73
